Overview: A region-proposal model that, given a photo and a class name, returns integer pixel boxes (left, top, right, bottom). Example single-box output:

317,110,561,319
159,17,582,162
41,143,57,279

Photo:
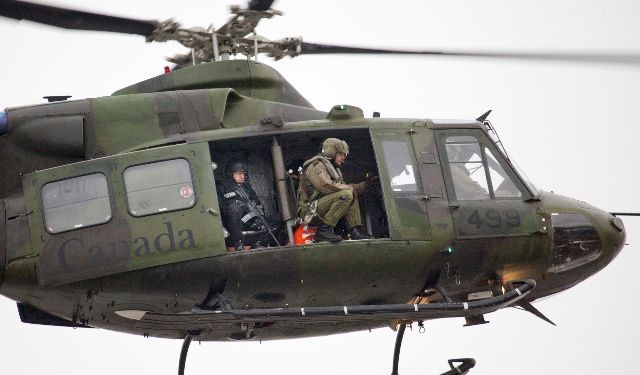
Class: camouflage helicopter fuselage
0,60,625,341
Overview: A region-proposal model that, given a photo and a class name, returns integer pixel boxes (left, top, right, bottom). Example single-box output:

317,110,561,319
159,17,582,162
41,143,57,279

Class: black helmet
226,159,248,178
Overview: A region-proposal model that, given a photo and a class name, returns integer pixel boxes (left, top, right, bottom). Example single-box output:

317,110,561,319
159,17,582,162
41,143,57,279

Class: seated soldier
298,138,373,242
218,159,264,251
446,144,490,200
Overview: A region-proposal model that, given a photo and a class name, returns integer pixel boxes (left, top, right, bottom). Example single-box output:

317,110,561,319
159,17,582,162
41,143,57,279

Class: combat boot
314,224,343,243
349,226,372,240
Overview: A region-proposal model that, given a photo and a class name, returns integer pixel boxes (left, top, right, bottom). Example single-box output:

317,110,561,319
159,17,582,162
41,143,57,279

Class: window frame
41,172,113,234
437,129,532,202
380,139,420,193
483,145,525,199
444,137,492,200
123,157,198,218
372,129,431,240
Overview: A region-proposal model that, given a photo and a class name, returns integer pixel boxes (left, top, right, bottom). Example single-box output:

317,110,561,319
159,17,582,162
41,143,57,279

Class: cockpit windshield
483,120,540,195
510,159,540,194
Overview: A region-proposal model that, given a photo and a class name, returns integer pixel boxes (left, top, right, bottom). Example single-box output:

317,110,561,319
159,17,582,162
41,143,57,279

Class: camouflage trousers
307,189,362,228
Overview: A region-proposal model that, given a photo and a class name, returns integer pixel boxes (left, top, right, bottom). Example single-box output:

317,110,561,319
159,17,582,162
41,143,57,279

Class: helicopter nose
545,198,626,276
603,214,626,263
534,193,628,299
578,206,626,269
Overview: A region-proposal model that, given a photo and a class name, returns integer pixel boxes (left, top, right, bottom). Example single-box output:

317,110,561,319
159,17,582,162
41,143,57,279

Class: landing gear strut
391,323,406,375
391,282,476,374
178,331,201,375
390,323,476,375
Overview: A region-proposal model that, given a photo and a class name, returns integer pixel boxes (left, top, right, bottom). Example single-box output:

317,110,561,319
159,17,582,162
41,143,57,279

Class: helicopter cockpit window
444,135,525,200
445,136,490,200
124,159,196,217
42,173,111,233
381,140,417,192
485,147,523,198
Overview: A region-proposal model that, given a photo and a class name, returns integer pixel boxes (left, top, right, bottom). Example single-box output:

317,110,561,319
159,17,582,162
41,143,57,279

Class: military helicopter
1,0,640,375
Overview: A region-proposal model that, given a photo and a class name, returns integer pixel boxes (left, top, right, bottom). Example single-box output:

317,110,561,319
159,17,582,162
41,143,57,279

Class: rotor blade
297,42,640,65
248,0,275,11
611,212,640,216
0,0,157,36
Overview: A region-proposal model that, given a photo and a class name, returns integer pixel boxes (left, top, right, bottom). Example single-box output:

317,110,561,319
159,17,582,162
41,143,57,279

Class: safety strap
296,168,319,224
300,199,318,225
302,155,342,182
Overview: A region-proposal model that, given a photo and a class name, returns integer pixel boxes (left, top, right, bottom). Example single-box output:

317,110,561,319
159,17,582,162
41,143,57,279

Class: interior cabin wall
209,128,389,239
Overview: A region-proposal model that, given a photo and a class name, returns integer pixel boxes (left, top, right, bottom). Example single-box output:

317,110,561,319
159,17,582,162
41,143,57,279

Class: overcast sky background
1,1,639,374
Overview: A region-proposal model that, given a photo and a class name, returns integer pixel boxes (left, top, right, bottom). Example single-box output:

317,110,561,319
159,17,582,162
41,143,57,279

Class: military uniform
298,138,371,242
449,163,489,200
219,160,263,250
298,156,365,227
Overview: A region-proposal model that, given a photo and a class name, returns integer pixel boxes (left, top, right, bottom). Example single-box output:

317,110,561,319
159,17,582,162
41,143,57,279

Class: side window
42,173,111,233
445,136,490,200
381,140,417,192
124,159,196,217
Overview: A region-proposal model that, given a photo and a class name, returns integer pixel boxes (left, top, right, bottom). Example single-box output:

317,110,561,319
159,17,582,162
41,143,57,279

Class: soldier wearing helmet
219,158,263,251
298,138,372,242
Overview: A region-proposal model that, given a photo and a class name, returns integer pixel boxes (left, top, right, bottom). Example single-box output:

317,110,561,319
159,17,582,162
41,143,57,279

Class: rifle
235,188,281,246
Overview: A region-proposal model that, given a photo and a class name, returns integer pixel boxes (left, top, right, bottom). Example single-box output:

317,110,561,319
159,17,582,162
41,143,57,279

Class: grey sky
1,1,639,374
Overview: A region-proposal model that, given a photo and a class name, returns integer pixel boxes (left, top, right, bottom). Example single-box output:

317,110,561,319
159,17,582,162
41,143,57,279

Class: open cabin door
23,142,224,286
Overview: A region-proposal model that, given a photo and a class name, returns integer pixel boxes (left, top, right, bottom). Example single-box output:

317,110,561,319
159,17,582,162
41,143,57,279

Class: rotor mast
153,4,291,66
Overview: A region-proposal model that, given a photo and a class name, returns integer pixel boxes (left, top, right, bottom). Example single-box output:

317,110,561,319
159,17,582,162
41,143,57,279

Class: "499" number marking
467,209,521,229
